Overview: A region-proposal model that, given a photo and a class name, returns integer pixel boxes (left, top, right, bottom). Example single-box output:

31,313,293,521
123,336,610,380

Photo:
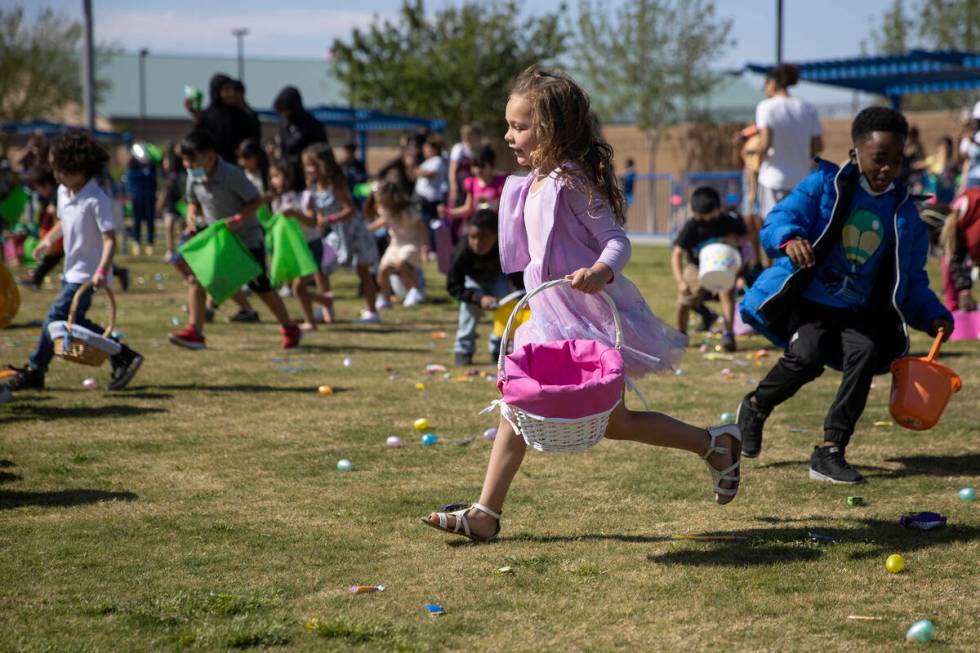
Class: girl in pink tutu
421,66,743,542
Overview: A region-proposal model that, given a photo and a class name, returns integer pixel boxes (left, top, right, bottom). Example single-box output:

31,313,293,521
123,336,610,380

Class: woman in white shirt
755,64,823,218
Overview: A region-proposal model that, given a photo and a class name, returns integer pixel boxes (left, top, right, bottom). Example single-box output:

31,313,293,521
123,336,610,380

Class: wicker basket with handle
52,281,117,367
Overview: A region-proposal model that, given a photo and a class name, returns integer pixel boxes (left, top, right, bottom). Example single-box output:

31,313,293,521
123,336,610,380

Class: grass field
1,246,977,652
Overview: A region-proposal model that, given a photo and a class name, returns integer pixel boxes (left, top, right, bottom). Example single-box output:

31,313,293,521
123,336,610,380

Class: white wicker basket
493,279,625,453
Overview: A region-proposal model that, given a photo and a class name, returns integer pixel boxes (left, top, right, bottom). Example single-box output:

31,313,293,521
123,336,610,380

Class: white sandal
421,502,501,543
703,425,742,504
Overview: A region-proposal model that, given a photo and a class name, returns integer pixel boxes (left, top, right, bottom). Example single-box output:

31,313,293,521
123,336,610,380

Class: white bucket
698,242,742,293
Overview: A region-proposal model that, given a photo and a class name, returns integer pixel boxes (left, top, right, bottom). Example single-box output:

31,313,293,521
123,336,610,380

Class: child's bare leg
164,214,177,255
292,276,316,326
230,291,254,311
255,291,292,326
189,282,207,332
396,262,418,291
356,265,377,310
377,265,395,298
426,418,525,537
314,272,334,322
676,303,690,335
605,403,739,503
720,289,736,332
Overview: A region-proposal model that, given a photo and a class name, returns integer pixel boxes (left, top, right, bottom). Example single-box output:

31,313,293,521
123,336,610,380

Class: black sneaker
736,394,769,458
721,331,737,352
229,308,260,323
2,365,44,391
108,348,144,391
808,445,865,484
455,352,473,367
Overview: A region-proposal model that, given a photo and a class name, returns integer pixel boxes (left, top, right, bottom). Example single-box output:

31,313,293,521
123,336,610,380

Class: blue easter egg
421,433,438,446
336,459,353,471
905,619,935,643
111,330,124,340
171,317,181,326
720,412,735,423
959,487,976,501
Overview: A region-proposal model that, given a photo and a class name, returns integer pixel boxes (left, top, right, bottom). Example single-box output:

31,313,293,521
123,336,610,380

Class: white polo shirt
57,178,116,284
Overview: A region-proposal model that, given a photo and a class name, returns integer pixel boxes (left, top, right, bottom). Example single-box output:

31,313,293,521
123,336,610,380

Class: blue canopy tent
255,105,445,157
744,49,980,109
0,120,133,145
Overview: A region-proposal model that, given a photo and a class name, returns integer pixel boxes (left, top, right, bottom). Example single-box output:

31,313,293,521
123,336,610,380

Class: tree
871,0,913,55
573,0,734,174
919,0,980,51
0,6,113,124
330,0,567,137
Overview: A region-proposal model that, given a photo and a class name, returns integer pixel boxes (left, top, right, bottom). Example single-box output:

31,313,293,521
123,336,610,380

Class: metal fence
626,171,744,239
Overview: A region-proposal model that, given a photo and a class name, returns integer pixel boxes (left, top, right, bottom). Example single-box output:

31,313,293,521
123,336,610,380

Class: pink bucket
950,309,980,341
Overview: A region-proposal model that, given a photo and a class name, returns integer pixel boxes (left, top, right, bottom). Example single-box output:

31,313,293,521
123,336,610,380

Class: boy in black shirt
672,186,747,351
447,209,523,366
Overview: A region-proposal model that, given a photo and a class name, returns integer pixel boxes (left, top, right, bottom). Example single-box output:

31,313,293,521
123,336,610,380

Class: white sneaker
278,285,293,298
403,287,425,307
375,295,392,311
359,309,381,324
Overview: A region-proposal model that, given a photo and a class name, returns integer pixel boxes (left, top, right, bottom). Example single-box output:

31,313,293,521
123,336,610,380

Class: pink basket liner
499,339,625,419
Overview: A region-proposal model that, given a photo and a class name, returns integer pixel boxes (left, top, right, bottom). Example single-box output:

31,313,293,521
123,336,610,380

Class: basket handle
66,280,116,338
496,278,624,379
924,329,945,362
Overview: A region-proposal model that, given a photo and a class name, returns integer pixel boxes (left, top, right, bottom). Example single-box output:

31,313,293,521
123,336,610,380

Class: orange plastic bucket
889,331,961,431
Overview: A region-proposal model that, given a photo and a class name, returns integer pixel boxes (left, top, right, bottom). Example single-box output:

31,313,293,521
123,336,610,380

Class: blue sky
17,0,899,104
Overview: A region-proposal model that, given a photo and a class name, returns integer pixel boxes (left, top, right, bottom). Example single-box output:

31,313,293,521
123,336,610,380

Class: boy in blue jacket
738,107,952,484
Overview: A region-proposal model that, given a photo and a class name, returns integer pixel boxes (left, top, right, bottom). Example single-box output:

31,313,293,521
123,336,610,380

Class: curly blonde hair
510,65,626,224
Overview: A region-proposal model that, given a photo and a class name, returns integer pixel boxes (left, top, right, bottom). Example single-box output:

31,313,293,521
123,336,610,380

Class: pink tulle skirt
515,263,687,379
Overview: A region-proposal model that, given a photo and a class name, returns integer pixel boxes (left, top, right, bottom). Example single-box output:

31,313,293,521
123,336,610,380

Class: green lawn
1,246,977,652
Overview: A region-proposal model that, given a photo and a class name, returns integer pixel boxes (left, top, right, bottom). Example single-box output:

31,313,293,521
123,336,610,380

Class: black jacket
273,86,328,191
195,74,261,163
446,239,523,305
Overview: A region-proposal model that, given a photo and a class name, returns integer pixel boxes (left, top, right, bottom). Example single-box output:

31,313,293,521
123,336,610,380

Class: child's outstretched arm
759,171,823,259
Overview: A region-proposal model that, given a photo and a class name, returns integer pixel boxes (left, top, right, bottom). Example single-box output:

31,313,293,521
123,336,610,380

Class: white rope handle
496,278,624,380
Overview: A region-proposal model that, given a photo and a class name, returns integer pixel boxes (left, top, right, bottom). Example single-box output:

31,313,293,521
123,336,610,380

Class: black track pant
751,300,886,449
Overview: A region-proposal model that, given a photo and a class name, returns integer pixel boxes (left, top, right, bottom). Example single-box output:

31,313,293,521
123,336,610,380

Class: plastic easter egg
720,412,735,423
483,427,497,441
82,377,98,390
386,435,402,448
699,344,709,353
336,459,353,471
421,433,438,446
885,554,905,574
318,385,334,396
170,317,181,326
905,619,935,643
959,487,976,501
111,330,124,340
414,418,429,431
415,382,426,391
342,357,353,368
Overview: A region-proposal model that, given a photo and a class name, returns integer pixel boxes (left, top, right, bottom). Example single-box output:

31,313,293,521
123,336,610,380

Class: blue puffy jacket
740,159,950,369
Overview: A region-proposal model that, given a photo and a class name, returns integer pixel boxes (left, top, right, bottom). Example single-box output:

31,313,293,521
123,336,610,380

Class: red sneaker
281,323,302,349
169,325,206,350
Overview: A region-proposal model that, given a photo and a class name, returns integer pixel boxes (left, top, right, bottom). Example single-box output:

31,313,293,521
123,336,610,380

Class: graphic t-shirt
803,180,896,308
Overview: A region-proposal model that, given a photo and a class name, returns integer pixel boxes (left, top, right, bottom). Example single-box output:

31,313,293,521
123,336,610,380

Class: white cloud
97,9,393,57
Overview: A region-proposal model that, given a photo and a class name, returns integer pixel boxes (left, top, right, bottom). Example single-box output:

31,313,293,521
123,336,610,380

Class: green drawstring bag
178,222,262,305
0,185,30,227
175,199,188,218
268,213,317,285
256,204,276,230
20,235,39,270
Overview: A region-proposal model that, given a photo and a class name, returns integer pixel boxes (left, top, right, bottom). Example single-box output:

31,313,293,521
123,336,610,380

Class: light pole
775,0,784,65
138,48,149,138
232,28,249,81
82,0,96,130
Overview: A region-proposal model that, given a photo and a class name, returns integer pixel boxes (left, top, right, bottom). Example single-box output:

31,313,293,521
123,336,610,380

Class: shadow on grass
646,517,980,567
448,533,673,547
132,383,350,395
0,404,168,424
0,459,14,468
0,488,137,510
111,392,174,400
753,459,892,473
872,453,980,478
0,471,21,483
